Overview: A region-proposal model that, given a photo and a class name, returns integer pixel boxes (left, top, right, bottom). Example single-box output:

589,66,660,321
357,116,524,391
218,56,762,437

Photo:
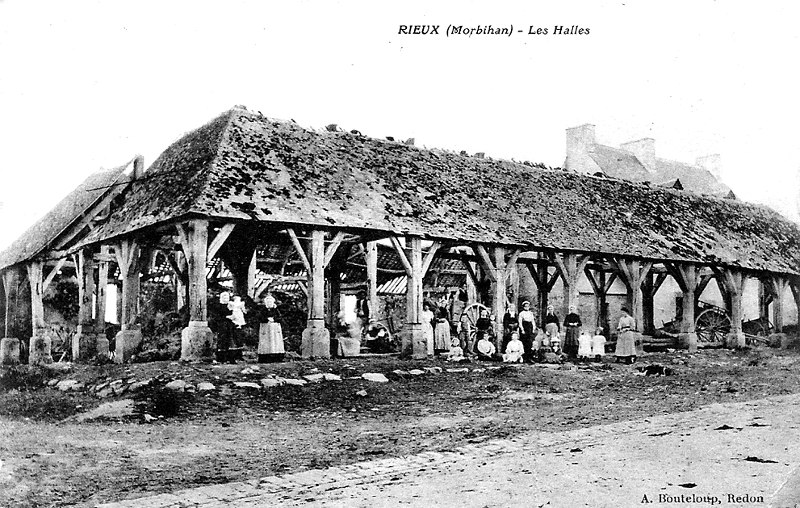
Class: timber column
718,268,747,348
72,248,107,361
27,261,52,364
403,237,426,359
178,220,214,361
668,263,699,352
301,230,331,358
113,239,144,363
0,268,20,365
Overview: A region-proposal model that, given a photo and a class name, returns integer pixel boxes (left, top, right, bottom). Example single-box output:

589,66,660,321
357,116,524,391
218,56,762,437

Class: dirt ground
2,346,800,507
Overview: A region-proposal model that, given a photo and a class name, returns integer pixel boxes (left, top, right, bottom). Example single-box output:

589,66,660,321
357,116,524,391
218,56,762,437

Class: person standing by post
615,307,637,364
563,305,582,358
517,301,536,362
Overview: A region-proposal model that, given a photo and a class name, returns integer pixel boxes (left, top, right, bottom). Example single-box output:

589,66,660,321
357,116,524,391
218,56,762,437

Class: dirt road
97,393,800,507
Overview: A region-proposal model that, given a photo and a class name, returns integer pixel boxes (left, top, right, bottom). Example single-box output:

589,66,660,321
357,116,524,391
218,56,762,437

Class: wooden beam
323,231,346,268
286,228,311,273
420,241,441,278
473,245,497,282
389,237,413,277
42,257,68,291
206,223,236,261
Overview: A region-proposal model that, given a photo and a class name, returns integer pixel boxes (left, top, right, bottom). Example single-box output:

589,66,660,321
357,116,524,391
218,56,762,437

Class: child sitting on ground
502,332,524,363
548,328,561,354
592,326,607,362
447,335,467,362
475,332,496,360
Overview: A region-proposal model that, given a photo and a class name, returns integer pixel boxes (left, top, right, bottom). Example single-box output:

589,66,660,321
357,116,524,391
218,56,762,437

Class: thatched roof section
0,166,128,270
79,106,800,276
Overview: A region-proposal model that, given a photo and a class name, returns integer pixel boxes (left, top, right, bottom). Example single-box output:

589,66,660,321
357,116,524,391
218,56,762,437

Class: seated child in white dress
447,335,466,362
577,330,593,360
475,333,496,360
547,328,561,354
591,327,607,361
502,332,524,363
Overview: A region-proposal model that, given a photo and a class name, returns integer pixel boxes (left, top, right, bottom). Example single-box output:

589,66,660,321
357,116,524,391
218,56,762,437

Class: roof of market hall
22,105,800,277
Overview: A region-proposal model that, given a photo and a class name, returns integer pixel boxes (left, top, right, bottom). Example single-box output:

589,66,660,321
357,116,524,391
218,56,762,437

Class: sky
1,0,799,251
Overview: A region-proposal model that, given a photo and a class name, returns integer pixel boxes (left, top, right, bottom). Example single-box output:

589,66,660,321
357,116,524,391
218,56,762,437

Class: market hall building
0,105,798,365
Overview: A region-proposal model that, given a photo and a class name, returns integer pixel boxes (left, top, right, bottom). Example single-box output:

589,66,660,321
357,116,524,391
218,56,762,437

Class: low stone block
165,380,188,391
72,327,101,362
0,338,20,365
181,321,214,361
115,329,143,364
28,335,53,365
362,372,389,383
678,332,698,353
301,322,331,359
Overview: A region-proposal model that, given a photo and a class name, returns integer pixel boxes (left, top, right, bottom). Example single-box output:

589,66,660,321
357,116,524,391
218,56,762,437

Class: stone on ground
233,381,261,389
56,379,84,392
362,373,389,383
283,378,308,386
70,399,136,423
322,373,341,381
165,380,189,391
261,378,284,388
197,382,216,391
408,369,425,376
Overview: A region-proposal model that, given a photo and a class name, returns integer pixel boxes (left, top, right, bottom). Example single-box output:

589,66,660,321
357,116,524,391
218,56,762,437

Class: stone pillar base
28,335,53,365
678,332,698,353
725,331,746,349
115,328,143,364
72,326,101,362
180,321,213,361
0,338,20,365
401,323,427,359
301,319,330,358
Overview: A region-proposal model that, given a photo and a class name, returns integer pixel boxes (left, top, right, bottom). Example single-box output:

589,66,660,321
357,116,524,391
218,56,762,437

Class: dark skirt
564,326,581,355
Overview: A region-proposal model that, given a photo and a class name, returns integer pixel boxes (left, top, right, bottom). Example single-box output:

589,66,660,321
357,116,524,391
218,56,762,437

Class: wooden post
585,268,616,335
717,267,747,348
2,269,18,338
113,239,141,328
299,229,333,358
464,260,478,304
475,245,520,350
247,249,257,299
176,220,214,361
72,248,107,361
667,263,699,352
27,261,52,364
390,236,427,358
0,268,20,365
791,279,800,327
610,258,652,333
551,252,590,318
491,247,506,350
95,245,110,329
365,241,378,322
112,239,144,363
772,276,789,333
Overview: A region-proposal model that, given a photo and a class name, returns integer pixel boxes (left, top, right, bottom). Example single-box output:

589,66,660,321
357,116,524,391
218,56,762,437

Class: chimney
620,138,656,171
565,124,596,171
132,155,145,180
695,154,722,181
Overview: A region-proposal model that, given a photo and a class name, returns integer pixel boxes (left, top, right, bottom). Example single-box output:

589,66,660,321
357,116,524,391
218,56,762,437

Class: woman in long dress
421,302,436,356
517,301,536,362
257,293,285,363
544,305,560,351
433,304,451,353
614,307,637,364
563,305,582,358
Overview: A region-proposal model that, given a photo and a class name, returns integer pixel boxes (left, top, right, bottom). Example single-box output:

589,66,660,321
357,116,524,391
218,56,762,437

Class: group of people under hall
421,297,640,365
210,291,285,363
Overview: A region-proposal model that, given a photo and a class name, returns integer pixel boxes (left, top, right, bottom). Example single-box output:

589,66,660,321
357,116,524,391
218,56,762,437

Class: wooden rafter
286,228,311,273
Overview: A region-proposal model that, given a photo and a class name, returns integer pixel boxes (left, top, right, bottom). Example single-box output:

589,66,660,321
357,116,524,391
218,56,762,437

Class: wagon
694,301,773,346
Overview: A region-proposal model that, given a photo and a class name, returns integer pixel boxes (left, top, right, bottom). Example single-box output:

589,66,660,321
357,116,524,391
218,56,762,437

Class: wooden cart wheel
461,303,490,342
695,308,731,344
